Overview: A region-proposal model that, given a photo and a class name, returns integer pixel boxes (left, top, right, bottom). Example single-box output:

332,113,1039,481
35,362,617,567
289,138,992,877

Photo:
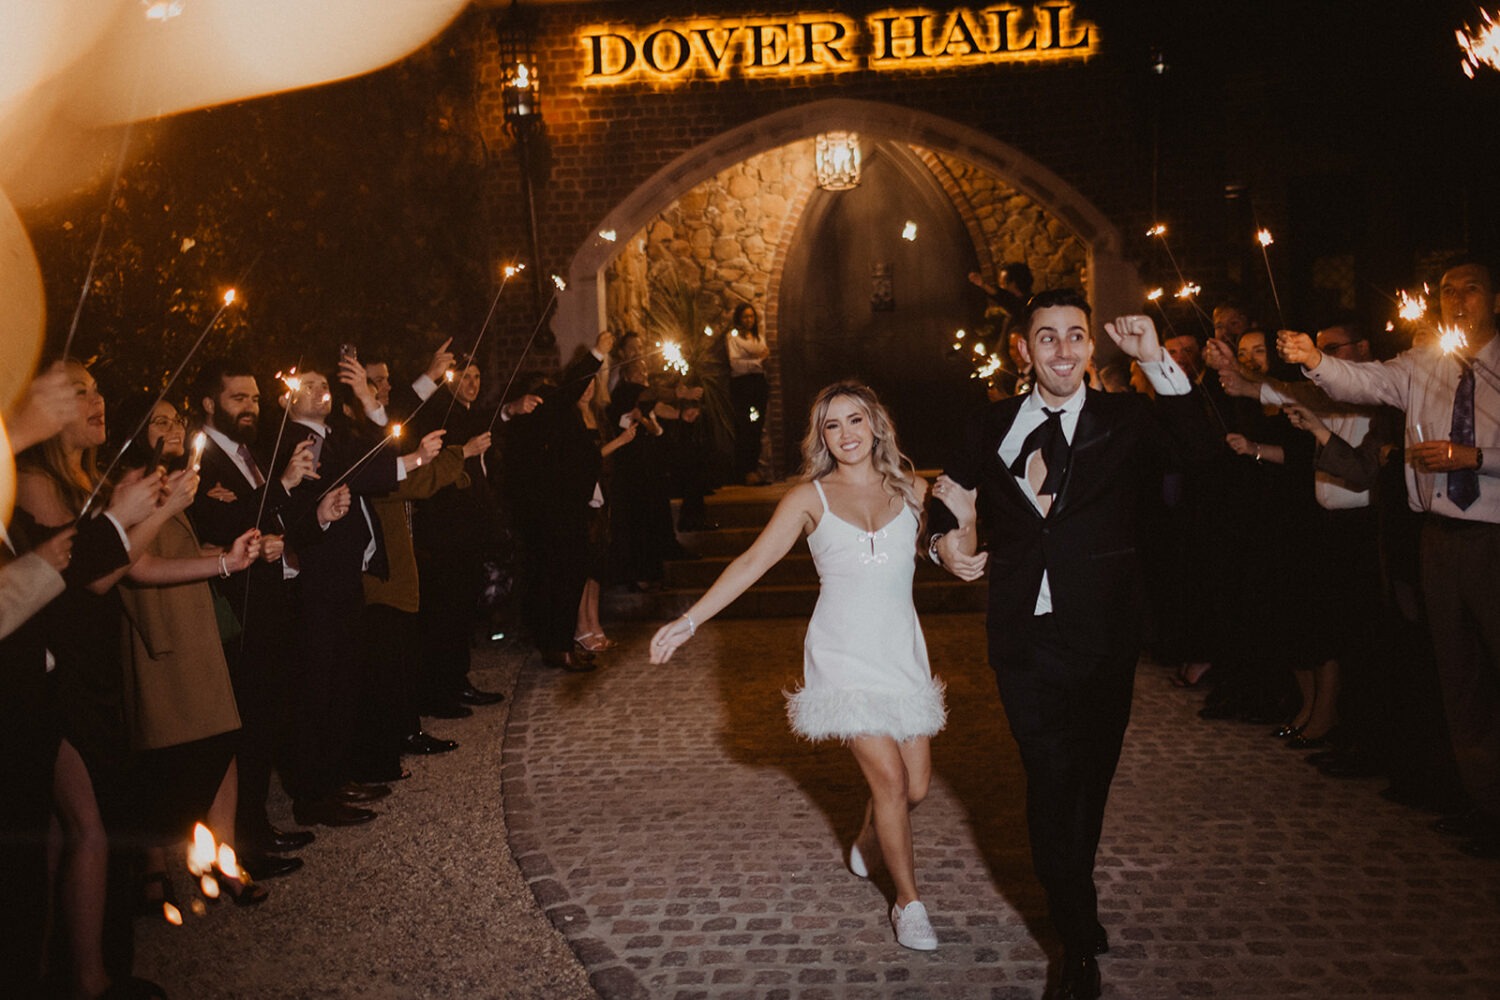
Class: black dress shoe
541,650,597,672
1052,953,1101,1000
402,731,459,755
238,852,304,880
249,826,315,853
292,799,378,827
337,781,392,803
423,701,473,719
457,684,505,706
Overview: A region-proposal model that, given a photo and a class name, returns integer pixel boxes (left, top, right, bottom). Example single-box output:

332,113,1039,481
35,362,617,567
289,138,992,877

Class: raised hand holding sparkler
1276,330,1321,368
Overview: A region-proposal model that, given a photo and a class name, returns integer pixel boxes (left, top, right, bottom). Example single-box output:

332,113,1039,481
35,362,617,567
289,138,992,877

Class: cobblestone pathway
505,615,1500,1000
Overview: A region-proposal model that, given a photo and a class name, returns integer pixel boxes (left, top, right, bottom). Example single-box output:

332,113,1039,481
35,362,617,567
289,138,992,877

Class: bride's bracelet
683,613,696,637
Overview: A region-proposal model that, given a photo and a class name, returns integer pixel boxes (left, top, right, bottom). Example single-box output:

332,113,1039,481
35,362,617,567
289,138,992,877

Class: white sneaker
890,900,939,951
848,829,875,878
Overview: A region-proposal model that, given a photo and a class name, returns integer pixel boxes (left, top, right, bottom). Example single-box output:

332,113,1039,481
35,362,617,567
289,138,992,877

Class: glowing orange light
188,823,216,876
223,289,237,305
1175,282,1201,300
1146,288,1164,302
1147,223,1167,238
163,902,183,925
1439,325,1469,355
551,274,567,291
1397,289,1427,322
1458,9,1500,78
1256,228,1274,247
189,431,208,472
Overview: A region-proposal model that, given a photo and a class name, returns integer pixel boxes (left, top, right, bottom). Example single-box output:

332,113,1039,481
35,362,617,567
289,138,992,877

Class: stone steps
602,479,987,621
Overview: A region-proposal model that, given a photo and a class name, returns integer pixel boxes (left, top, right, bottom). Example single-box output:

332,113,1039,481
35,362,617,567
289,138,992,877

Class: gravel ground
133,639,597,1000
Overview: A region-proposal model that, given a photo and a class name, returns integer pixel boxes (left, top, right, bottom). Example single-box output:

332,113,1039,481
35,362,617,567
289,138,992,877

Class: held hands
107,468,165,528
649,617,694,664
424,337,456,383
1282,401,1328,437
4,362,82,452
159,469,200,516
1103,315,1163,363
1409,440,1482,473
932,475,978,529
1224,433,1258,457
258,533,286,562
35,527,76,572
280,438,319,491
318,485,352,526
462,432,492,459
226,528,262,572
1202,338,1237,372
502,394,542,419
339,356,378,413
1277,330,1320,369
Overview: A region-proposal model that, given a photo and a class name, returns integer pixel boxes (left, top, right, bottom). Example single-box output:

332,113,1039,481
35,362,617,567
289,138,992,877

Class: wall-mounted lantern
815,131,862,191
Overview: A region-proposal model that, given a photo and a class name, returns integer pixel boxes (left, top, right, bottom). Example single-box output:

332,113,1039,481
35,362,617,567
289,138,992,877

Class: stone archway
556,97,1138,351
553,98,1141,473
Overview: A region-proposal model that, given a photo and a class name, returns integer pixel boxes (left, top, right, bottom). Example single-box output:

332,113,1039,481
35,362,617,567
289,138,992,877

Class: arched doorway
558,98,1140,476
776,142,988,468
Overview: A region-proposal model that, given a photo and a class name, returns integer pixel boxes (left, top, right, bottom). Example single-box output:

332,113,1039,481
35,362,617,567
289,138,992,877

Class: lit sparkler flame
1439,324,1470,355
200,874,220,900
391,423,403,439
551,274,566,291
222,288,237,305
901,221,918,241
1458,9,1500,78
503,265,520,278
599,229,618,242
444,370,454,382
1146,288,1164,302
1256,228,1274,247
975,353,1005,380
1397,289,1427,321
1147,224,1167,238
189,431,207,472
748,407,761,423
955,329,966,339
972,341,985,356
163,902,183,926
703,325,714,337
1175,282,1201,300
659,341,689,375
216,843,242,882
188,823,216,876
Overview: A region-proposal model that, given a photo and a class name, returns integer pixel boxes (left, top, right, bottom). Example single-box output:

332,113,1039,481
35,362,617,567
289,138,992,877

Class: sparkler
1147,221,1213,330
487,274,568,433
1255,228,1286,328
1144,287,1180,338
598,229,618,242
314,423,403,504
902,221,918,241
1438,324,1470,359
77,285,245,520
1458,9,1500,78
188,431,207,472
1397,287,1429,322
1175,282,1201,300
659,341,689,375
441,262,522,427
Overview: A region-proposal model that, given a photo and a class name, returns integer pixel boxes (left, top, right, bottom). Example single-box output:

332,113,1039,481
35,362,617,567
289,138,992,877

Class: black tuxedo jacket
929,387,1213,656
277,420,399,602
187,435,296,627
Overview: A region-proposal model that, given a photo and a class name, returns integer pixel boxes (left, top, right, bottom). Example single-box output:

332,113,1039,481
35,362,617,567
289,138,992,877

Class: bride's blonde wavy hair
799,381,922,516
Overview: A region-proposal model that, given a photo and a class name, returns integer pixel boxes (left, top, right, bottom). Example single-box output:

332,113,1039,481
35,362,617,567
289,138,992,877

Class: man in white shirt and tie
926,288,1212,1000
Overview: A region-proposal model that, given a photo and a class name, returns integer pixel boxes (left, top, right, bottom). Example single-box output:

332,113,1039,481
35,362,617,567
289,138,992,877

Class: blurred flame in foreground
1458,9,1500,78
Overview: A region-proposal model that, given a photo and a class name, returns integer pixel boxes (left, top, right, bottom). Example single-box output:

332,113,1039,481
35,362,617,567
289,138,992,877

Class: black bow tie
1008,407,1070,496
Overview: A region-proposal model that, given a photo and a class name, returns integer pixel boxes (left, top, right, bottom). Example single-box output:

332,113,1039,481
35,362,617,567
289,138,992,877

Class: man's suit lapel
202,439,253,497
1049,389,1111,519
985,396,1037,515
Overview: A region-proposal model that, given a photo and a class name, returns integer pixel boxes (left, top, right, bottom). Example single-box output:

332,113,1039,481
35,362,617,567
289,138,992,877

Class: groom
927,289,1211,1000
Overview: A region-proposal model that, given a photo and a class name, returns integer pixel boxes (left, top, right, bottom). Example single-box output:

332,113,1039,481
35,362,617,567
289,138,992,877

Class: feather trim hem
785,679,947,744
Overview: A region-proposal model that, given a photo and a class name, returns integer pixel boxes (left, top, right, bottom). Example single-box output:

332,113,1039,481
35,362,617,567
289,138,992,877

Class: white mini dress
786,480,947,743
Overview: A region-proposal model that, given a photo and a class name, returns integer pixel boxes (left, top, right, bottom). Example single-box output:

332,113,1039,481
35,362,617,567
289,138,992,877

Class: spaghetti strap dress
786,479,946,742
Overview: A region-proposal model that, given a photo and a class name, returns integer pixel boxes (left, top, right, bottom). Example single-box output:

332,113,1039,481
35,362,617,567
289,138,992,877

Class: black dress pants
990,615,1135,954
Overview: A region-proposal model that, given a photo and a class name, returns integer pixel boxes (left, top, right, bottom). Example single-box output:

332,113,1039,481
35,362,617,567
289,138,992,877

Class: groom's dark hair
1022,288,1092,331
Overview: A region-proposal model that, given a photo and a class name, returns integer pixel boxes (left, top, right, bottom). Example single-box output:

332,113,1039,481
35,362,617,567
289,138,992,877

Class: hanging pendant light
814,131,861,191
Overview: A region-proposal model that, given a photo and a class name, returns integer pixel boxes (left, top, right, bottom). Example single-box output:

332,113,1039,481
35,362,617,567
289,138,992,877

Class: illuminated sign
581,5,1097,84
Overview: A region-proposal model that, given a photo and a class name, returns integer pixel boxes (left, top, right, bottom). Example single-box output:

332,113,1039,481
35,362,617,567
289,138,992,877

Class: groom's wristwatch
927,532,945,566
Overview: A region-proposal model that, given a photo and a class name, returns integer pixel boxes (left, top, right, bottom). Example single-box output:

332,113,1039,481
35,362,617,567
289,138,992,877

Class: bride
650,380,947,950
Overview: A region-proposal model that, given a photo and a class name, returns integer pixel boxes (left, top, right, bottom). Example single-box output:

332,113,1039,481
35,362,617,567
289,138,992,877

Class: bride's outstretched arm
650,484,817,663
